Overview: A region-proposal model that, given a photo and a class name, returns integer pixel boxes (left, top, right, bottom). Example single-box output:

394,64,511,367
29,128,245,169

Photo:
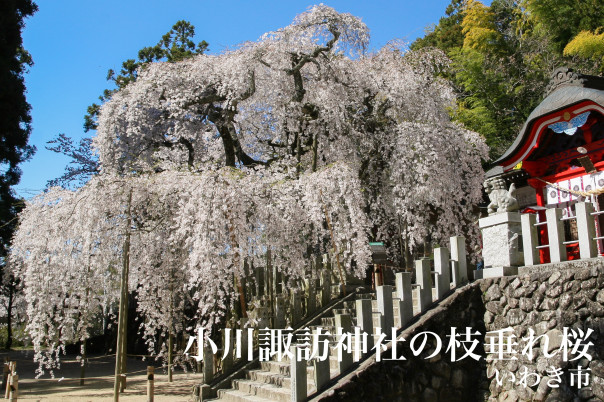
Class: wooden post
2,360,9,398
4,374,10,399
5,362,15,399
167,332,173,382
114,189,132,402
119,294,128,393
146,366,154,402
8,375,17,402
80,340,87,386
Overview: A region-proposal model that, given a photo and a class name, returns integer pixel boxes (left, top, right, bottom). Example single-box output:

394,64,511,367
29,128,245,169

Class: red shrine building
483,68,604,267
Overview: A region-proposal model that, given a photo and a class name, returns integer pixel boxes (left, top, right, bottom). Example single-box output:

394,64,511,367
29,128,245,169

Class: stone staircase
198,236,468,402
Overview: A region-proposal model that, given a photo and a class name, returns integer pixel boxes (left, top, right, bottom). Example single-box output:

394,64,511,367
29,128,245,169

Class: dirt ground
0,350,203,401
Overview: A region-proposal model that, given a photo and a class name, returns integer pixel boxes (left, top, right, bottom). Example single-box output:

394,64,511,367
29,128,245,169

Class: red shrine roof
486,68,604,179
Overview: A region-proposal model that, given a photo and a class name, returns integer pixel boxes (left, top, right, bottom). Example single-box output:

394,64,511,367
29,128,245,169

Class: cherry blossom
10,5,487,374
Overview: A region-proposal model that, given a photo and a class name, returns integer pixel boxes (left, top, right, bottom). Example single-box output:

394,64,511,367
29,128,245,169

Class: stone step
247,369,313,394
321,317,336,327
309,324,336,333
259,360,314,376
332,308,356,317
215,285,440,401
215,389,275,402
215,380,286,402
259,360,291,375
232,379,292,402
247,369,291,389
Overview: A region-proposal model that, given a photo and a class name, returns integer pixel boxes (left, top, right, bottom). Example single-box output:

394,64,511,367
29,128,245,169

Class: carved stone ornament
544,67,586,97
484,178,519,215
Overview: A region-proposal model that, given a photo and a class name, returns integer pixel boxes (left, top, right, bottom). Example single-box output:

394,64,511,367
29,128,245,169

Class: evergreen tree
48,20,208,188
526,0,604,52
411,0,604,158
0,0,37,349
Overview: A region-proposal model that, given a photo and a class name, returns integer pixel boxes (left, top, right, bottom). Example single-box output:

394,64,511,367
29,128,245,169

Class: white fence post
434,247,450,299
290,345,307,402
312,328,330,392
450,236,467,284
355,298,374,350
415,258,432,312
546,208,566,263
521,213,540,266
576,202,598,259
394,272,413,328
376,285,394,333
334,313,353,372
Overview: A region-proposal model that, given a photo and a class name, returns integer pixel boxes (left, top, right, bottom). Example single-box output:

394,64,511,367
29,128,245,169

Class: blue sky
19,0,472,197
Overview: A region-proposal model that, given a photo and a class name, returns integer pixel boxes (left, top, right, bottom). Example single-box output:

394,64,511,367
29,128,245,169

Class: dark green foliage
410,0,465,53
84,20,208,133
411,0,603,159
0,0,37,249
51,20,208,188
0,0,37,192
527,0,604,52
0,0,37,349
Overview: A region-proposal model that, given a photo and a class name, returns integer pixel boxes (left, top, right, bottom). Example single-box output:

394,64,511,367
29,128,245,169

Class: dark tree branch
151,137,195,168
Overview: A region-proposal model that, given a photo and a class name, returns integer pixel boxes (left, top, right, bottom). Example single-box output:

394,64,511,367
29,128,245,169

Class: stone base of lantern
479,212,524,272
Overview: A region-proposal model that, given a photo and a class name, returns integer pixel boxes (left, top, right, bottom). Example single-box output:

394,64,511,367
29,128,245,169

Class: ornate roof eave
486,68,604,178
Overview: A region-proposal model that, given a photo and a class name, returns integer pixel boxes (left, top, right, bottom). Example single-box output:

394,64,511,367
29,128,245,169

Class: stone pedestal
473,265,518,279
479,212,523,277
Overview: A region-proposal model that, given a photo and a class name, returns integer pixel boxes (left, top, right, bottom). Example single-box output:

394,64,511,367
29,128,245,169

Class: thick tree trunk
217,124,237,167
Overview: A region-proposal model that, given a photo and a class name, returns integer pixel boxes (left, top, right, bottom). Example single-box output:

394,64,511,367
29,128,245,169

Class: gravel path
0,350,203,401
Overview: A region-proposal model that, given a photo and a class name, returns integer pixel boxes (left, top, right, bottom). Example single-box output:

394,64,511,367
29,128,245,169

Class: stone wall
480,263,604,401
315,261,604,401
315,283,489,402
